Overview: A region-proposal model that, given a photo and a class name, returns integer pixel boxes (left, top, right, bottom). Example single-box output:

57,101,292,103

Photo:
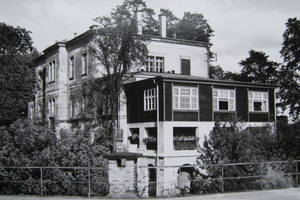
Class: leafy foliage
0,23,39,125
198,117,278,164
0,119,109,196
191,117,298,194
176,12,214,43
278,17,300,120
238,49,279,83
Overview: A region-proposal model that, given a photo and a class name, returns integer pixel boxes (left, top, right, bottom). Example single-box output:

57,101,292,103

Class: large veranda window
173,86,198,110
249,91,268,112
213,89,235,111
144,88,157,111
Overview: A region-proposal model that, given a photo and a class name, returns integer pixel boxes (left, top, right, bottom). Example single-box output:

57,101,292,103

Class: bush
0,119,110,196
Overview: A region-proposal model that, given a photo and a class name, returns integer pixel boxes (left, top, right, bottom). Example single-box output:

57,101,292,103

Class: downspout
153,78,159,195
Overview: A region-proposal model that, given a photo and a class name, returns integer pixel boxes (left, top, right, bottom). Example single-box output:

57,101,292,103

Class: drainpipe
153,78,159,196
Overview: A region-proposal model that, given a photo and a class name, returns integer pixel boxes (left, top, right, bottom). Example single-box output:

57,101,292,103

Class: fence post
260,163,263,190
221,164,224,193
40,167,43,196
88,168,91,198
296,161,298,187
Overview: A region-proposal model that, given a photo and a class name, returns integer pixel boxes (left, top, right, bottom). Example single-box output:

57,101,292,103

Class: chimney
74,33,77,37
159,14,166,38
135,11,143,35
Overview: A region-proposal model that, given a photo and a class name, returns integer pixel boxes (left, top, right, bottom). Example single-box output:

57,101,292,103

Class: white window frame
48,60,56,83
173,86,198,110
248,91,268,112
69,56,75,79
213,89,236,111
30,105,34,119
145,56,164,73
38,104,42,118
48,99,55,114
144,88,157,111
81,52,88,75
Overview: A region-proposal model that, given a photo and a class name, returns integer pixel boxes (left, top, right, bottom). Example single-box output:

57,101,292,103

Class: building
28,14,277,197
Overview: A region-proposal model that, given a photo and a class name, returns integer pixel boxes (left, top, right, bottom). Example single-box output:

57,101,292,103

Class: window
82,52,87,75
69,56,74,79
173,86,198,110
48,61,56,83
181,59,190,75
48,99,55,114
38,104,42,118
173,127,198,150
30,105,34,119
213,89,235,111
249,91,268,112
144,88,157,111
145,56,164,72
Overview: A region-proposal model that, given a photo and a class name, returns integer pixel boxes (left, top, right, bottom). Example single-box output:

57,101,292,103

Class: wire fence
0,166,108,197
139,160,300,196
0,160,299,198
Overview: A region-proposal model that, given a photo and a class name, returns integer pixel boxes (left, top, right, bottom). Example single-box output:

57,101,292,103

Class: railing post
296,161,298,187
88,167,91,198
40,167,43,196
260,163,263,190
221,164,224,193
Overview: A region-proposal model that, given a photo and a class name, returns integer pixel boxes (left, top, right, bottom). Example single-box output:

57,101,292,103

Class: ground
0,187,299,200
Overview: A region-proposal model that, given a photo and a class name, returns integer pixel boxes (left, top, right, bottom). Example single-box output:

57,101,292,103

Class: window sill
249,111,269,114
173,109,198,112
213,110,235,113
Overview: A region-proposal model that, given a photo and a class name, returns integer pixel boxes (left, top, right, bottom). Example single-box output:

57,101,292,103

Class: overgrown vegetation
189,117,300,194
0,119,109,196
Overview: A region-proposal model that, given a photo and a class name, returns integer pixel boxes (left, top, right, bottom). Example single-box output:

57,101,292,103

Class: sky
1,0,299,72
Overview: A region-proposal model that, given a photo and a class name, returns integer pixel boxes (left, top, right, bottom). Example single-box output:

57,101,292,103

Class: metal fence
139,160,300,196
0,166,108,197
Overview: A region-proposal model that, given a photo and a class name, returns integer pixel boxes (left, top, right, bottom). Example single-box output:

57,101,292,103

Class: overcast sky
1,0,299,72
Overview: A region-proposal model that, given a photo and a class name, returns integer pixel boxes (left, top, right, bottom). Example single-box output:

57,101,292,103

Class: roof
129,71,278,89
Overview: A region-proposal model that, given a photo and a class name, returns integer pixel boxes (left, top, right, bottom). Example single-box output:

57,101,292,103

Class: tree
278,17,300,120
238,49,279,83
88,0,149,151
176,12,214,43
0,23,39,125
209,65,241,81
198,117,277,165
0,119,109,195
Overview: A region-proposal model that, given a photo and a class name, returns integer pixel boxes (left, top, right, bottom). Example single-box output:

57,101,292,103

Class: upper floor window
144,88,157,111
69,56,74,79
30,105,34,119
213,89,235,111
48,61,56,83
48,99,55,114
145,56,164,73
38,104,42,118
173,86,198,110
249,91,268,112
82,52,88,76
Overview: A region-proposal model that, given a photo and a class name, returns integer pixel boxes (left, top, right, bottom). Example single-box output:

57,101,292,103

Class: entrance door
148,164,156,197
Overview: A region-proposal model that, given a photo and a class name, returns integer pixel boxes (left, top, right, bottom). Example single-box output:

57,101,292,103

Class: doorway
148,164,156,197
